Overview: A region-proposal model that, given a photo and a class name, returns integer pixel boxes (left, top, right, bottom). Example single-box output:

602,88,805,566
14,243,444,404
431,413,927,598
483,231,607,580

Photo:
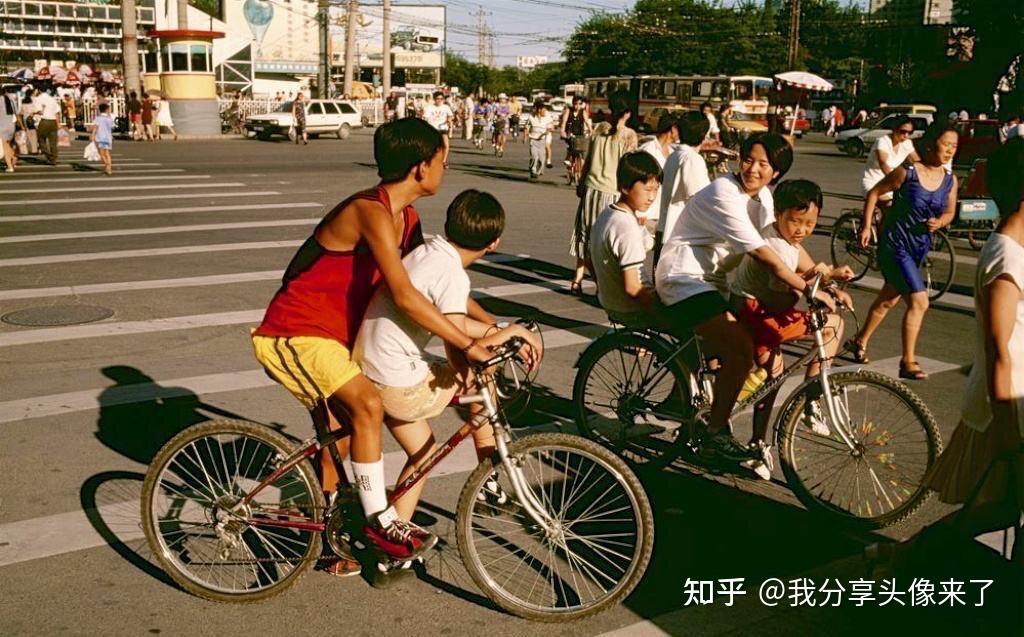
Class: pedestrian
422,91,453,166
861,115,920,206
959,108,969,121
90,101,114,175
866,137,1024,574
569,89,638,294
524,100,550,181
821,105,833,133
62,93,77,130
463,92,474,140
154,95,178,140
655,111,711,265
291,91,307,144
127,90,143,140
702,101,719,143
637,113,679,248
1,85,18,173
718,104,736,148
560,95,591,186
34,88,63,165
847,123,960,379
508,94,522,140
141,92,154,141
384,91,398,122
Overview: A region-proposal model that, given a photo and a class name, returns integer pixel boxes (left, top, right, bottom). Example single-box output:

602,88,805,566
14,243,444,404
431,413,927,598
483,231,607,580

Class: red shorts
735,297,810,357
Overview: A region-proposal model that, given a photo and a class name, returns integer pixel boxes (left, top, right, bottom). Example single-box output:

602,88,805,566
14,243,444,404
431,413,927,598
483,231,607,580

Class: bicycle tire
141,419,324,603
923,230,956,302
776,371,941,529
455,433,654,622
572,331,693,469
829,212,872,283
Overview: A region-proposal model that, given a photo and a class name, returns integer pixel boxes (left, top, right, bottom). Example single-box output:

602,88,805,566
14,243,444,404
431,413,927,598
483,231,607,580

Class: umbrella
49,66,69,83
774,71,834,136
9,68,34,81
65,70,81,86
77,64,92,77
145,88,166,98
35,66,51,80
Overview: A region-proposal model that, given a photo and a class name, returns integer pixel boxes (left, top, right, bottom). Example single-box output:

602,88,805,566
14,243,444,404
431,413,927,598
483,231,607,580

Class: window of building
190,43,210,72
163,43,189,72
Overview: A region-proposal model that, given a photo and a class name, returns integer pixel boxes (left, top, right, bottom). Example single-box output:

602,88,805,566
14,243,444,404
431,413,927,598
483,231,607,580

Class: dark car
953,119,1001,166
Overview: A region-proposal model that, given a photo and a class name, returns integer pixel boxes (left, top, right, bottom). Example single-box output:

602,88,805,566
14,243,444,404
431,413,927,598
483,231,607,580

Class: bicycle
829,207,956,302
572,276,942,529
142,326,654,622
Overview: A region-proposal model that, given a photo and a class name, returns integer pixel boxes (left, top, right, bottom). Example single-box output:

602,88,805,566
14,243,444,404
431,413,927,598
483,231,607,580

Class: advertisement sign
516,55,548,70
329,4,446,70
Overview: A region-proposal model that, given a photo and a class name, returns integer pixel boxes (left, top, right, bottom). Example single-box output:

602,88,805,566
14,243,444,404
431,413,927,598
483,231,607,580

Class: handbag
83,142,100,162
57,127,71,147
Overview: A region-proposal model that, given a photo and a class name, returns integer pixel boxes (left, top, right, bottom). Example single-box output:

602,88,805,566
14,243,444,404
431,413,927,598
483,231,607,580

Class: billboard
330,4,446,70
516,55,548,70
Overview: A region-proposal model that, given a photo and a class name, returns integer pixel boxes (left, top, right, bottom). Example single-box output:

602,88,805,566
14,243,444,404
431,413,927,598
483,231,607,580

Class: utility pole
472,6,491,67
121,0,140,96
382,0,391,97
177,0,188,29
343,0,358,97
317,0,329,98
787,0,801,68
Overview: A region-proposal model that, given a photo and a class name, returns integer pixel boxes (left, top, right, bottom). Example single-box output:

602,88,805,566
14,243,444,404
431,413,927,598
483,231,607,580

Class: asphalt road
0,130,1018,636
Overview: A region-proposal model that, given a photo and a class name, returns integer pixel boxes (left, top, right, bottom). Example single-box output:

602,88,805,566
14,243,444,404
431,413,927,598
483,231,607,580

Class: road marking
0,169,185,180
9,162,164,170
0,190,285,207
853,275,974,310
0,174,206,185
0,202,323,223
0,270,285,301
0,219,319,244
0,325,601,422
0,240,302,267
2,180,236,195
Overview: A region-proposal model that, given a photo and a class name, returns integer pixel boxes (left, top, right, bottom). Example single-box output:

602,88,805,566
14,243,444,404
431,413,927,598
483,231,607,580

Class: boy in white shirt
655,110,712,264
728,180,854,478
355,190,542,523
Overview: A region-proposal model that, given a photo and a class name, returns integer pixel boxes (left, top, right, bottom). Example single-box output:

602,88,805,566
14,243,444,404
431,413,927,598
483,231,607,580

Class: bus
585,75,771,129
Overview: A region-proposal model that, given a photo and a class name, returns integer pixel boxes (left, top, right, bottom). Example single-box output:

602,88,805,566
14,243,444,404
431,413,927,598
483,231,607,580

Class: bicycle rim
779,372,939,527
574,335,690,467
923,232,955,301
145,422,322,599
458,434,652,621
829,214,872,282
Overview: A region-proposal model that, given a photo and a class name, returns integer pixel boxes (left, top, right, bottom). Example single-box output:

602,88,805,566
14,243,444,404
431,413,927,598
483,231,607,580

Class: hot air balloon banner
243,0,274,52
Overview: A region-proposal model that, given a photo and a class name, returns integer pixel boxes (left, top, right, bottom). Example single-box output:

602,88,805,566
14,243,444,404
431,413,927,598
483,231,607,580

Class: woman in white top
153,96,178,141
861,115,920,205
524,100,551,180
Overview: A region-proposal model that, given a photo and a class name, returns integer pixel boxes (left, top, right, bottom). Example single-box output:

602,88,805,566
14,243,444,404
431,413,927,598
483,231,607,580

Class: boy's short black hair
740,133,794,184
98,103,110,113
655,113,678,135
679,110,710,145
433,91,443,99
608,89,633,118
616,151,663,191
774,179,823,216
445,189,505,250
374,117,443,183
986,137,1024,215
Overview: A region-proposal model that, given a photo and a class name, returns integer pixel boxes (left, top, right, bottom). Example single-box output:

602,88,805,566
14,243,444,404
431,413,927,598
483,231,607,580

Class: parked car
953,119,1001,166
245,99,363,141
835,112,933,158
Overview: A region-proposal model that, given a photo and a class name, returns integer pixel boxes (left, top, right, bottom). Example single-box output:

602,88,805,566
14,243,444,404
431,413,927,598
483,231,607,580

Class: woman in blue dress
846,123,959,380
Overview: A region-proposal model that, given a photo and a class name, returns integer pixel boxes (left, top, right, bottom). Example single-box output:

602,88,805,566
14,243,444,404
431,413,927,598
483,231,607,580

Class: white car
835,112,933,158
246,99,363,141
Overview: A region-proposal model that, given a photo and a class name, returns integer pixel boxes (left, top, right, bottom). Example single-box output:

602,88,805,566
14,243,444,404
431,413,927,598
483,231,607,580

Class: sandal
568,280,583,296
899,360,928,381
319,556,362,578
844,338,870,364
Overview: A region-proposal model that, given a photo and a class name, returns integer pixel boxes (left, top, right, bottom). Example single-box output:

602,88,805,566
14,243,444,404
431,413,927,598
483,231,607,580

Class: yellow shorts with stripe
251,330,362,410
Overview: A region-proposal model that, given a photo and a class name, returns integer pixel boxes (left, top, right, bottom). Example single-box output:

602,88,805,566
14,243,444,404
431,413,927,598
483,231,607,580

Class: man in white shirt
33,89,63,165
422,91,454,166
638,113,679,247
861,115,920,203
701,101,719,142
655,111,711,264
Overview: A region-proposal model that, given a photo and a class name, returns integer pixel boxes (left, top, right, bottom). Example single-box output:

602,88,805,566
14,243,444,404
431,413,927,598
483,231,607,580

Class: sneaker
700,429,756,463
476,472,510,508
364,515,438,561
803,400,831,437
740,441,774,480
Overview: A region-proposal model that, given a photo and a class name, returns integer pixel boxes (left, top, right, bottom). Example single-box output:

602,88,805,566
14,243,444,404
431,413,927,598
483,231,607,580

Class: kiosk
143,30,225,136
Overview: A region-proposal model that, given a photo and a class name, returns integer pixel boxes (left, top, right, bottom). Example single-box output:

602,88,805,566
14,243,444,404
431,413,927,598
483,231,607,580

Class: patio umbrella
65,70,81,86
49,66,69,84
774,71,834,136
9,68,34,81
77,64,92,77
35,66,51,80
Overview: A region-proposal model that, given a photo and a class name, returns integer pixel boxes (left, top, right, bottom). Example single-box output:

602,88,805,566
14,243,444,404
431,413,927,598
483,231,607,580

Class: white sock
350,456,389,521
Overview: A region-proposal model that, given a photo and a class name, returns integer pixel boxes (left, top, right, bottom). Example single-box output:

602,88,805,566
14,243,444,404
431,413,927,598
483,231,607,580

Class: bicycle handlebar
472,318,540,372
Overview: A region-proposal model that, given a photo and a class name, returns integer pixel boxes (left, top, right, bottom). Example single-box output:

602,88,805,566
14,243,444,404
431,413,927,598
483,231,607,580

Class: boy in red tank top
252,118,494,571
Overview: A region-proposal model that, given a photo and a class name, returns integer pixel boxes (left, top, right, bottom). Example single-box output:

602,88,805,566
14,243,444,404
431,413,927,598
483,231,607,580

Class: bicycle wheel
573,331,693,468
829,212,872,282
141,419,324,603
456,433,654,622
922,230,956,302
776,371,941,528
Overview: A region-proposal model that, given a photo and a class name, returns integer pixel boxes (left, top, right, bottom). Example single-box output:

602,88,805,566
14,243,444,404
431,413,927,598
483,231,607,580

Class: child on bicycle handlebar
354,190,543,523
729,179,855,478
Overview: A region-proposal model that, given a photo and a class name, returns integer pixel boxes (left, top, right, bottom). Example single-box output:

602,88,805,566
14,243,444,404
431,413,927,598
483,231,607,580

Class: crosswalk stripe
0,190,285,207
0,174,208,185
10,162,164,170
0,202,324,223
0,270,284,301
853,275,974,310
0,325,600,422
0,219,319,244
0,169,185,180
0,239,302,267
0,277,579,347
2,180,235,195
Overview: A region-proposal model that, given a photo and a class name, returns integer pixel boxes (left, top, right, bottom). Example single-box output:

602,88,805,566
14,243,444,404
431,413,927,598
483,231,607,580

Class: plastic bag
57,127,72,147
83,141,100,162
14,130,28,154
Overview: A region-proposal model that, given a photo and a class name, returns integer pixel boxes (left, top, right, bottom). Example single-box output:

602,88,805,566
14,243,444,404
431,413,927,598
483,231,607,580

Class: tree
954,0,1024,115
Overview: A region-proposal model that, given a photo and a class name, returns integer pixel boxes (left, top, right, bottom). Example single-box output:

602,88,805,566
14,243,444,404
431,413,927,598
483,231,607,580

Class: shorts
493,119,507,134
732,296,809,357
129,113,139,122
373,363,461,423
663,291,731,334
251,331,363,410
95,141,112,150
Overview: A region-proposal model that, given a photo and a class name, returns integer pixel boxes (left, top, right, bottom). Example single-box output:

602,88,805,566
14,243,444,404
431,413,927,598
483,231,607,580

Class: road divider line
0,240,302,267
0,190,285,207
0,324,605,423
0,219,319,244
0,202,324,223
2,181,237,195
0,174,208,185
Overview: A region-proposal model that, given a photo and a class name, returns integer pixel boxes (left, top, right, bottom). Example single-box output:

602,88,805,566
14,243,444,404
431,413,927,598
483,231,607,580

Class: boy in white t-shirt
729,180,854,478
354,190,542,523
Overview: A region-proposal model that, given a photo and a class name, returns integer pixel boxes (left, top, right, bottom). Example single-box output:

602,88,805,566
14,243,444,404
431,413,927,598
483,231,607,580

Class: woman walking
153,95,178,140
1,85,19,172
141,92,154,141
292,92,308,145
569,90,637,294
847,122,959,379
524,100,551,181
